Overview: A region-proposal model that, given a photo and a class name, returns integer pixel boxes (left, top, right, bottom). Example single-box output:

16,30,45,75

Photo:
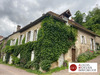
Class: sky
0,0,100,37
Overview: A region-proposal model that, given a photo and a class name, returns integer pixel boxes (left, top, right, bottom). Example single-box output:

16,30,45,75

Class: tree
73,10,85,25
84,7,100,35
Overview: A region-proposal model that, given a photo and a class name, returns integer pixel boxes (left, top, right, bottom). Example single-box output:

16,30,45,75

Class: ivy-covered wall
2,16,77,71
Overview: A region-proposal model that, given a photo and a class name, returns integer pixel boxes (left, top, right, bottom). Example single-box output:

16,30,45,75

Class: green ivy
5,40,11,46
4,41,35,66
15,39,18,46
22,37,25,44
40,60,51,71
34,16,77,68
3,16,77,70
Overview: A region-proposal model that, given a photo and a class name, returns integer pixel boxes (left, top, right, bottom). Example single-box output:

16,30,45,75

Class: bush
40,60,51,71
25,61,39,70
25,61,33,69
12,56,20,65
77,54,87,62
96,51,100,54
63,60,68,67
77,50,100,62
32,62,39,70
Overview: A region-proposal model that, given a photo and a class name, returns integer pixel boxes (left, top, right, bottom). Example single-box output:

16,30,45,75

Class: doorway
72,48,76,62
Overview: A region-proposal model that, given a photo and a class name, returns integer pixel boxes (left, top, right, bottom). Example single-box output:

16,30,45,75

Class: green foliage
22,37,25,44
40,60,51,71
32,61,39,70
15,39,18,46
96,50,100,54
77,50,100,62
34,16,77,65
25,61,33,69
77,54,87,62
12,56,20,65
46,66,67,74
4,41,35,67
5,53,10,63
6,40,11,46
63,60,68,68
73,7,100,35
3,16,77,71
25,60,39,70
73,10,85,25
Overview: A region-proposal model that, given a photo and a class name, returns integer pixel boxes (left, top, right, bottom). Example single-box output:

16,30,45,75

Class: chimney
17,25,21,31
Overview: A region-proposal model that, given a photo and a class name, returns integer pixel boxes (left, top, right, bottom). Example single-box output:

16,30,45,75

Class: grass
26,66,68,75
0,59,3,64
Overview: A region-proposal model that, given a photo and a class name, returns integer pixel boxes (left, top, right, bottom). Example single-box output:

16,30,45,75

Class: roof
68,20,99,36
3,10,100,40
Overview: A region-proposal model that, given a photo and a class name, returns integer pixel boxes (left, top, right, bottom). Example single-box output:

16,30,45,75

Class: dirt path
0,56,100,75
0,64,36,75
52,55,100,75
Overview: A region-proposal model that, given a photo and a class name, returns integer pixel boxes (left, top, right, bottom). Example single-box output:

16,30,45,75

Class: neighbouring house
0,36,3,41
0,9,100,69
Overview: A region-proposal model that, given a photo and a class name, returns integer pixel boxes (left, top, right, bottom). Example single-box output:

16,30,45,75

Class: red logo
70,64,77,71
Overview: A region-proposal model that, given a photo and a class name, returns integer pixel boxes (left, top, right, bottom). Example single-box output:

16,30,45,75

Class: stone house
1,10,100,68
0,36,3,41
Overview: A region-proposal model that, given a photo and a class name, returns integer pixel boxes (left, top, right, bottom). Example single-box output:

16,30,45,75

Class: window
96,43,100,50
81,35,86,44
82,36,85,44
12,39,15,45
90,38,94,50
33,30,37,41
27,31,31,42
19,35,22,44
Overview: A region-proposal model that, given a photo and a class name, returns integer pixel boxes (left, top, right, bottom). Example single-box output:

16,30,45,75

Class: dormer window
60,9,71,19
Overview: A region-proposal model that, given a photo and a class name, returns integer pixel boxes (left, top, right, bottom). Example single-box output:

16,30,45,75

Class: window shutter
31,51,34,61
30,30,33,41
80,35,82,44
21,34,24,44
18,36,20,45
84,36,87,44
14,39,17,45
17,54,20,59
25,32,28,43
37,29,39,40
10,40,12,46
33,30,34,41
93,40,95,51
90,39,92,50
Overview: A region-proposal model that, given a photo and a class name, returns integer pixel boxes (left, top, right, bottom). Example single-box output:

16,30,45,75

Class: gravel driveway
52,55,100,75
0,64,36,75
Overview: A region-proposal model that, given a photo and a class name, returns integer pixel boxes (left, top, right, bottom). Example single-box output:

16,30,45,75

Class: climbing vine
34,16,77,69
3,16,77,70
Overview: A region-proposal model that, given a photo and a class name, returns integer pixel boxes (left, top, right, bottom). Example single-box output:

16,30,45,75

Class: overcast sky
0,0,100,37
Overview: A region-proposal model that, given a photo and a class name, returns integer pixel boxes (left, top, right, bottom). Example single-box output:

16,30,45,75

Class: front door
72,48,76,62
